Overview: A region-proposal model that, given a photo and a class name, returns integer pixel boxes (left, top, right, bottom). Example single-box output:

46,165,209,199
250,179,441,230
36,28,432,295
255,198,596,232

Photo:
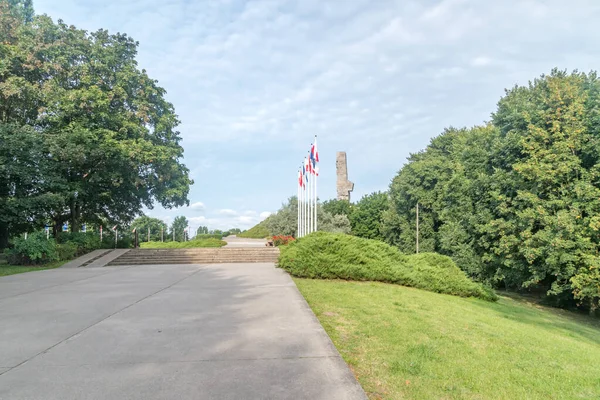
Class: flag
311,136,319,163
132,227,137,233
298,169,304,188
304,158,310,183
111,225,117,231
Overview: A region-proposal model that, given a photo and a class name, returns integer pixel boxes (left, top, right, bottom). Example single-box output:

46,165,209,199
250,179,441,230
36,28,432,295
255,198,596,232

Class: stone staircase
107,247,280,266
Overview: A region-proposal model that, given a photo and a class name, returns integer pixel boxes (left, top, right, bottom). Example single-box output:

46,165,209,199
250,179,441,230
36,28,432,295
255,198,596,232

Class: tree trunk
0,222,9,249
69,199,81,232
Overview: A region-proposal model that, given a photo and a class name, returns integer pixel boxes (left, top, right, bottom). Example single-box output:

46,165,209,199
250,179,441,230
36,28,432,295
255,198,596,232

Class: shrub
56,242,78,261
57,232,101,254
5,232,59,265
272,235,295,246
278,232,497,301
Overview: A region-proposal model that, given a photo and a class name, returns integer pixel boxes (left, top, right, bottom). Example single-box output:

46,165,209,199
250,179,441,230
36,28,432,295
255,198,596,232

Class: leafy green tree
171,216,188,242
0,6,192,246
383,70,600,311
131,216,168,242
319,212,351,234
322,199,352,217
265,197,298,237
349,192,388,240
196,226,208,235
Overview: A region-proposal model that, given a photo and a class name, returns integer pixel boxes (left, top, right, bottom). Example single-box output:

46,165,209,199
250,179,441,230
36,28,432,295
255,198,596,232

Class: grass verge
140,238,226,249
279,232,496,301
295,278,600,400
0,260,67,277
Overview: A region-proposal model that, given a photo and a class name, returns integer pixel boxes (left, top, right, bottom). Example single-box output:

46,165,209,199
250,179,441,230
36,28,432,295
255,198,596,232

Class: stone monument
336,152,354,201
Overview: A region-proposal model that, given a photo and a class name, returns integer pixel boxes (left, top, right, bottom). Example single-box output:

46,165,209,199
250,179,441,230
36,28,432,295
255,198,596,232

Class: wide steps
107,247,280,265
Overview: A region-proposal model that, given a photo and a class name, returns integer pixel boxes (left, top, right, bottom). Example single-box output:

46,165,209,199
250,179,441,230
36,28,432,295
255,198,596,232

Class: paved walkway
223,235,268,247
0,263,365,399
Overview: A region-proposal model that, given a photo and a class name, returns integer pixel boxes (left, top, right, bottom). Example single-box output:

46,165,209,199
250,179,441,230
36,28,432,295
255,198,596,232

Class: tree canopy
382,70,600,311
0,1,192,247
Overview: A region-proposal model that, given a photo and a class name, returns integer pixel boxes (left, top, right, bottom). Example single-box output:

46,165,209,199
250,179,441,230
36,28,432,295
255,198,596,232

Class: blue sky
35,0,600,231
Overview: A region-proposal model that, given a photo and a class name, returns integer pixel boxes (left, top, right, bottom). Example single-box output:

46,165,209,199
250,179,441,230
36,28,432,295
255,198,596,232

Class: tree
196,226,208,235
383,70,600,311
171,216,188,242
322,199,352,217
319,212,351,234
265,197,298,236
0,6,193,247
131,216,168,242
349,192,388,240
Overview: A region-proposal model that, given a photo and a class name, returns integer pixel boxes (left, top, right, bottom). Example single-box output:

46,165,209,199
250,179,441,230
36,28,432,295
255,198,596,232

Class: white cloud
260,211,272,219
471,56,492,67
189,201,205,211
217,209,238,217
188,216,207,225
34,0,600,218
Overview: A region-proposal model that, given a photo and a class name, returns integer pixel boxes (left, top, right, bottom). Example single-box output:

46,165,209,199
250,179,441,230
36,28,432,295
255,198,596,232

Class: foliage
321,199,352,217
131,216,169,242
140,238,226,249
382,70,600,311
264,196,353,237
0,3,192,247
224,228,242,236
279,232,496,301
56,232,101,253
4,232,58,264
318,211,352,234
56,242,78,261
196,226,209,235
296,278,600,400
239,220,271,238
349,192,388,240
170,216,188,242
264,197,298,237
272,235,295,246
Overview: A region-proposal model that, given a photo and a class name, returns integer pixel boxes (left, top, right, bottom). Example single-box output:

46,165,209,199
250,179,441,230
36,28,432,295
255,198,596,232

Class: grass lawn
0,260,66,277
140,238,226,249
294,278,600,400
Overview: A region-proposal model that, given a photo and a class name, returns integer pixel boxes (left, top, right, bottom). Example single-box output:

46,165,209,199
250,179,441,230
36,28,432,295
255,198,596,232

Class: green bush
140,238,226,249
5,232,59,265
56,242,78,261
278,232,497,301
57,232,101,254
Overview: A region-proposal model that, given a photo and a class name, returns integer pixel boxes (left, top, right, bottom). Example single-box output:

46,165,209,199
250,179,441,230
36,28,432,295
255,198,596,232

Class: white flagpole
304,161,308,237
297,170,301,237
314,167,318,231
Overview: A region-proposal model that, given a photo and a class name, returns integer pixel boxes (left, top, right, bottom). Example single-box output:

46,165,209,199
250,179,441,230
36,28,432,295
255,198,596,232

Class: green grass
0,260,67,277
279,232,496,301
238,220,270,238
140,238,226,249
295,278,600,400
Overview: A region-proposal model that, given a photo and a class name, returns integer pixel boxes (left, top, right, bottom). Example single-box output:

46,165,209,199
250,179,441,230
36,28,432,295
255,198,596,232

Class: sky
34,0,600,231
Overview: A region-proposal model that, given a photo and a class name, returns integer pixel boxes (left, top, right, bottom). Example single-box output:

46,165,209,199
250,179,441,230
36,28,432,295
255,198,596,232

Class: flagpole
315,166,318,232
297,170,300,238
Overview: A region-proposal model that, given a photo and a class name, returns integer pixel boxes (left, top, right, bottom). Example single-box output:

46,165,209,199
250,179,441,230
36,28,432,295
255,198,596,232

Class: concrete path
59,249,111,268
223,235,268,248
0,263,366,400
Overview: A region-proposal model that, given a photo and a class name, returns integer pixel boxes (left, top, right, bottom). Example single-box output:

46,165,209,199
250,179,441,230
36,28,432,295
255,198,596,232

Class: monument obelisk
336,152,354,201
